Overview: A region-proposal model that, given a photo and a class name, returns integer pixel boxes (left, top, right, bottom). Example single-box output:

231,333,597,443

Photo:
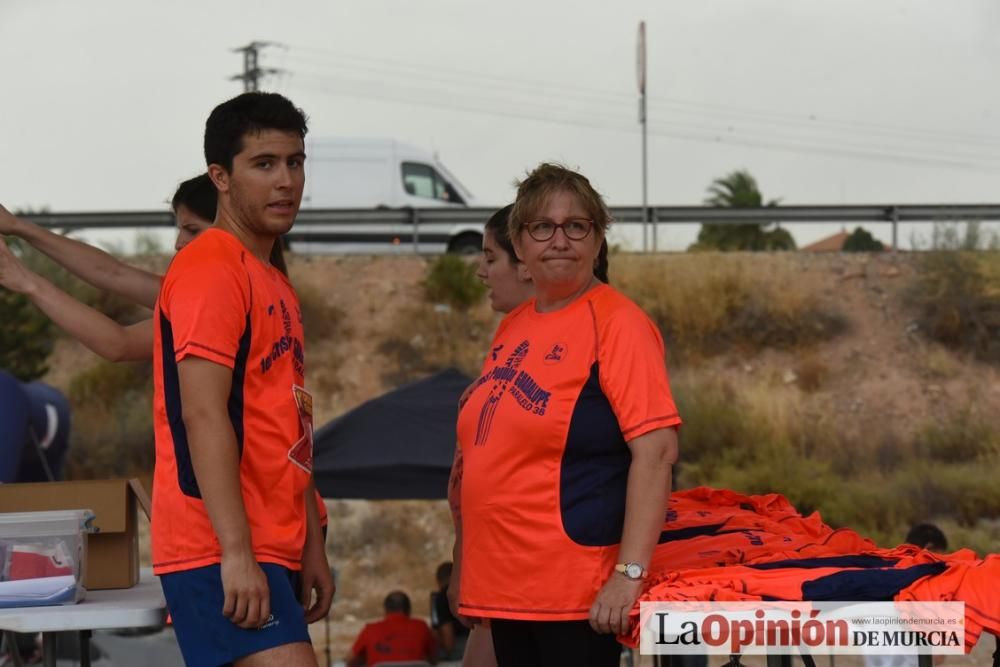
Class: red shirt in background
350,613,437,666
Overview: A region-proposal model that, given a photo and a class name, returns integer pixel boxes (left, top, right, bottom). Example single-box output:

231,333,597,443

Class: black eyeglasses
523,218,594,242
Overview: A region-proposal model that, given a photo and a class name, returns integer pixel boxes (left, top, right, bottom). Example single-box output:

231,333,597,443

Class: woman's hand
589,573,643,635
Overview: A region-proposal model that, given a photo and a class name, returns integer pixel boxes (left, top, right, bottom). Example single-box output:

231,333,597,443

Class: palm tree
692,169,795,251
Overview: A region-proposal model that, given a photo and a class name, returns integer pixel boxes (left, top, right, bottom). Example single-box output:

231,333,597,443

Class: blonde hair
508,163,613,243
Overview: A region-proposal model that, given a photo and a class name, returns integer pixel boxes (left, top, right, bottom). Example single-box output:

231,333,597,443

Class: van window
402,162,465,204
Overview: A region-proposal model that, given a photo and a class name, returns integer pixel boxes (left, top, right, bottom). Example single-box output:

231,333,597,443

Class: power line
288,72,1000,173
287,69,1000,171
284,44,1000,149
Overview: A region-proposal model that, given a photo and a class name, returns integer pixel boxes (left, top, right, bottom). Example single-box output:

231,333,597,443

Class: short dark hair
171,173,216,222
905,523,948,551
204,92,309,171
383,590,411,615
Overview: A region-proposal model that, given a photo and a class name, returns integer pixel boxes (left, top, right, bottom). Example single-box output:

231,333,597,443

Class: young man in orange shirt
151,92,333,666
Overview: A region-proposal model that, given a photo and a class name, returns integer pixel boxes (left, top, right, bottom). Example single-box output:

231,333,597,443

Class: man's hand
0,238,38,294
300,534,334,623
220,548,271,629
589,573,642,636
0,204,21,236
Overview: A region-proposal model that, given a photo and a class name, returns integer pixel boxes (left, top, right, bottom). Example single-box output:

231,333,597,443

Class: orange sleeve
160,246,249,369
597,305,681,441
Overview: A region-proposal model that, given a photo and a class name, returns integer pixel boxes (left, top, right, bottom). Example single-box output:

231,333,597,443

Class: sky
1,0,998,249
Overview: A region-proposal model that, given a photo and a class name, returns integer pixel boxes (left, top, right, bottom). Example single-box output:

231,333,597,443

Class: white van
293,138,484,254
304,138,474,209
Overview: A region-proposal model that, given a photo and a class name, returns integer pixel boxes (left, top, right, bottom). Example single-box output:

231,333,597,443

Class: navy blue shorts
160,562,311,667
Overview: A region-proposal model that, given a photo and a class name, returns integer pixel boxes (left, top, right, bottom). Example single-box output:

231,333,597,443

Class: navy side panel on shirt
160,312,251,499
802,562,948,601
749,555,901,570
560,362,631,547
160,313,200,499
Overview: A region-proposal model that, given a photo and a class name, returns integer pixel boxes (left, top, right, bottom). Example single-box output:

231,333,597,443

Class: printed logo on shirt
259,334,304,377
543,342,567,364
280,299,292,336
491,344,504,361
259,300,304,376
471,340,551,446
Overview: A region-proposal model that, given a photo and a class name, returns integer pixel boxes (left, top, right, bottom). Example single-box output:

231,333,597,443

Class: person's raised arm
1,204,162,308
178,357,269,630
0,239,153,361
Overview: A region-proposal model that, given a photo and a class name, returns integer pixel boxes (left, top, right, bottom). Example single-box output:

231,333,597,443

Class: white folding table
0,570,166,667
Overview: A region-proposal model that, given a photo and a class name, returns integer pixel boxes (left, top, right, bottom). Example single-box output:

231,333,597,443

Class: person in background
865,523,949,667
349,591,438,667
905,523,947,552
431,562,469,661
0,370,70,483
0,175,285,362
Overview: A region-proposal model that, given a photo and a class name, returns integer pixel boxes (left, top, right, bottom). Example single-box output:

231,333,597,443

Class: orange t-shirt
350,613,437,666
151,229,312,575
457,284,681,621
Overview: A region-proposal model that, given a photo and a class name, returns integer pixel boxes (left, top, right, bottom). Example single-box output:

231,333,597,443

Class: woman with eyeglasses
454,164,681,667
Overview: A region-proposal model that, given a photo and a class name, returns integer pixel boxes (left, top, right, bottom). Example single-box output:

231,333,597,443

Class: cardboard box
0,478,151,590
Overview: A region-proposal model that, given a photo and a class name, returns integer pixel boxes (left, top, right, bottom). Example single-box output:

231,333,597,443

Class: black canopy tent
312,368,472,500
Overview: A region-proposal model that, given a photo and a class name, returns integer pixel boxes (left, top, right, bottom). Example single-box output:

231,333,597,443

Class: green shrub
0,289,53,380
916,409,999,463
842,227,885,252
65,361,154,479
424,255,486,310
907,252,1000,363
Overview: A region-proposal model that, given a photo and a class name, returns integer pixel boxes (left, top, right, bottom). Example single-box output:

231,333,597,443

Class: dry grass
794,352,829,392
673,374,1000,549
376,302,496,385
611,253,847,362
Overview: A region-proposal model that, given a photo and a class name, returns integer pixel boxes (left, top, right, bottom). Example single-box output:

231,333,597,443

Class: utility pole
230,41,283,92
637,21,650,251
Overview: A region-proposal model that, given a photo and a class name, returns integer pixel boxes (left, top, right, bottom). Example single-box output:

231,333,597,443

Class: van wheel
448,232,483,255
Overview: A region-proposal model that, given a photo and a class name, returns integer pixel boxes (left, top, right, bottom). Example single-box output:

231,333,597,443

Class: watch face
626,563,643,579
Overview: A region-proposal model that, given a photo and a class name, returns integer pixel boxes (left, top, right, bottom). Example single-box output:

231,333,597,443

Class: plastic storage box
0,509,95,608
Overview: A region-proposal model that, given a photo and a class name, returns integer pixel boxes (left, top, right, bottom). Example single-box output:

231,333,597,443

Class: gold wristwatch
614,562,649,581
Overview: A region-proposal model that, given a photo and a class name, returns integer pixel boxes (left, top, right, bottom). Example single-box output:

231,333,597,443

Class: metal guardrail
22,204,1000,230
22,204,1000,252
